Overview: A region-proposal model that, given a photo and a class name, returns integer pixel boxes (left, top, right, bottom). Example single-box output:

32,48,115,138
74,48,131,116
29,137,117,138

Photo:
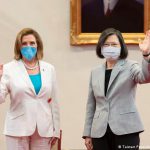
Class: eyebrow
22,41,36,44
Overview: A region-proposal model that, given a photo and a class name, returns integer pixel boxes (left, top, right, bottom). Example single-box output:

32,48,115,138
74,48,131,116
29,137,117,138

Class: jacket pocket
119,107,137,115
8,111,25,119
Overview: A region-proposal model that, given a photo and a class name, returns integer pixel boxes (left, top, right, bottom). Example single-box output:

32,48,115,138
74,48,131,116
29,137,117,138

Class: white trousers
6,128,51,150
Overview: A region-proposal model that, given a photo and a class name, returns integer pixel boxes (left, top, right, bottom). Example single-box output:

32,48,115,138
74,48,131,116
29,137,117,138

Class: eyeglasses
103,43,120,47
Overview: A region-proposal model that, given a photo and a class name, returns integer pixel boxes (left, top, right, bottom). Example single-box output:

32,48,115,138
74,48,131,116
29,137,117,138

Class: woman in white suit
0,28,60,150
83,28,150,150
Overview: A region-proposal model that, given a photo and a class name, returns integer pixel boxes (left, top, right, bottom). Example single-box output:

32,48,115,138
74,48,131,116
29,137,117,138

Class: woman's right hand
0,64,3,79
85,137,93,150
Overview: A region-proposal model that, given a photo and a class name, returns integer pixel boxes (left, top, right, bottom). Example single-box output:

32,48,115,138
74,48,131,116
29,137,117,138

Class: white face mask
101,46,121,60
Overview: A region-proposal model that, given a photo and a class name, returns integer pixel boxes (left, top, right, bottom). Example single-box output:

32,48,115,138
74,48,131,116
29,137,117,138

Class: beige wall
0,0,150,149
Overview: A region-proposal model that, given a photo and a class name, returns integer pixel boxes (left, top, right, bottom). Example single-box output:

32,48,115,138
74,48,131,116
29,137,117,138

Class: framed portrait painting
70,0,150,45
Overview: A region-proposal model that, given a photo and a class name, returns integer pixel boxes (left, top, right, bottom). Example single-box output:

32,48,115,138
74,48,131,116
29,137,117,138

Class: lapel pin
48,98,52,103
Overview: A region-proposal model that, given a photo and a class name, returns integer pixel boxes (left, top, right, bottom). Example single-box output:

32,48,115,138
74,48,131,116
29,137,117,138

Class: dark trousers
92,125,140,150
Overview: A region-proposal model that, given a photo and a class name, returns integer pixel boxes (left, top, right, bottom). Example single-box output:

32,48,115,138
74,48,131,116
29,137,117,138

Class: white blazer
0,59,60,138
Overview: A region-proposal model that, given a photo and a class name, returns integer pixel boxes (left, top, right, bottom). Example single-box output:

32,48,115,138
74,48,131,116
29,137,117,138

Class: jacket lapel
37,60,46,96
97,64,106,97
107,59,125,93
17,60,36,95
17,60,47,96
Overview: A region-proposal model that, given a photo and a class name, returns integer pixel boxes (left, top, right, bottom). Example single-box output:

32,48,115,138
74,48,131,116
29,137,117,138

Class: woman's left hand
139,30,150,55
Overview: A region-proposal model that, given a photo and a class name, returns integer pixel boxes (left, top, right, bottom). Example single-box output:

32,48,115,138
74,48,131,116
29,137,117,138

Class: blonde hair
14,28,43,60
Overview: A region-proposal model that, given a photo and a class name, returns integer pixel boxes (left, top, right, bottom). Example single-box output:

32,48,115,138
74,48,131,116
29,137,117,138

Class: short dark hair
96,28,128,59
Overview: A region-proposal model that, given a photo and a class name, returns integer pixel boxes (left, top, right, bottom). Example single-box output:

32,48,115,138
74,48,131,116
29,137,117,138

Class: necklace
22,60,39,70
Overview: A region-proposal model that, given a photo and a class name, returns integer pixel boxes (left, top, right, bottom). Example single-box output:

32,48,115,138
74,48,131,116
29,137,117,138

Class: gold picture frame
70,0,150,45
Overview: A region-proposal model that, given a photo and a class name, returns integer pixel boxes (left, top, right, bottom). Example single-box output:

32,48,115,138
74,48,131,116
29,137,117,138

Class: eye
30,41,36,45
103,43,109,47
22,42,27,46
111,43,118,47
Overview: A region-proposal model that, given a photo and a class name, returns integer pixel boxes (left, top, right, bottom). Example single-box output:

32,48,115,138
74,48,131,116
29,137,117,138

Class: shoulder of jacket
3,60,17,69
2,60,17,74
40,60,55,70
91,64,103,73
126,59,138,65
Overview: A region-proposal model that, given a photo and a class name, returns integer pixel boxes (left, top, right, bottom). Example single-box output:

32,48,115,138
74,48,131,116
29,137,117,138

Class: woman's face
21,34,37,48
103,34,121,48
